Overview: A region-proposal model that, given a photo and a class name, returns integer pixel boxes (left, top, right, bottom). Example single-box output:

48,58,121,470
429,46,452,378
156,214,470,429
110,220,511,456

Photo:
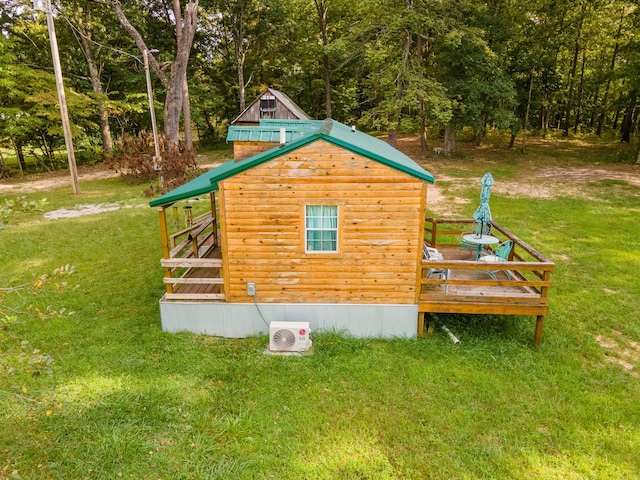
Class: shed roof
149,119,435,207
226,119,323,143
230,88,312,125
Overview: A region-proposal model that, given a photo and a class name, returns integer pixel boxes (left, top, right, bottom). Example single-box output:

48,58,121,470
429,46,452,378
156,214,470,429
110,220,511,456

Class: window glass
259,95,276,118
305,205,338,252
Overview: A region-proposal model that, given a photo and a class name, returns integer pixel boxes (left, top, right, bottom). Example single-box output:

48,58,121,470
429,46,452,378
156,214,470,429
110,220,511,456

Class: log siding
219,140,427,304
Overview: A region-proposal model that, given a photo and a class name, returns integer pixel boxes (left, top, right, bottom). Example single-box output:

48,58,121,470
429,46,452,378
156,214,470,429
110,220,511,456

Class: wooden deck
156,211,554,345
419,245,550,315
419,218,554,344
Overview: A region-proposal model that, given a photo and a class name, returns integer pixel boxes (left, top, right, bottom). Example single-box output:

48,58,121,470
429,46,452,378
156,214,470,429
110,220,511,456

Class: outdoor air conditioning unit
269,321,312,353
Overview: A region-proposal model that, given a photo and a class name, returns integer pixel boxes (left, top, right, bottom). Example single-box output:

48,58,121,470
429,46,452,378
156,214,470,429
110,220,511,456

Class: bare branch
91,0,169,88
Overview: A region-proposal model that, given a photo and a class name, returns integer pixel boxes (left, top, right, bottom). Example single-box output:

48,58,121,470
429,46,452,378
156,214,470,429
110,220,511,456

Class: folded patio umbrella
472,172,494,234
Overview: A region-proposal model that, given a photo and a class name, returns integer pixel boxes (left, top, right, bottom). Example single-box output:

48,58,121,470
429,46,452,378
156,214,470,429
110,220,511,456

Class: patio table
462,233,499,260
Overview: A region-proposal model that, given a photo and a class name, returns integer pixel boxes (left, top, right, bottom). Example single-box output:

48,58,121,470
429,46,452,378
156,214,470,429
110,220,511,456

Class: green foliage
0,196,49,228
1,265,77,387
2,0,640,157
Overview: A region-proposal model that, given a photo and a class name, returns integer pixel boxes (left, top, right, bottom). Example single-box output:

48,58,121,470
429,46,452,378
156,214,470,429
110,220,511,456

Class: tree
314,0,332,118
0,14,96,172
429,1,515,153
70,4,114,157
93,0,198,151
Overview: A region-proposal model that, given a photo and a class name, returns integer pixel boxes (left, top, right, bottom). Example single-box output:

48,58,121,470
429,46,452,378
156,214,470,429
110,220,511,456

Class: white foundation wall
159,301,418,339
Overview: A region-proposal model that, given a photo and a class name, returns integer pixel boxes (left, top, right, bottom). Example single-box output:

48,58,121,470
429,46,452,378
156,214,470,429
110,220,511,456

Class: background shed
231,88,312,126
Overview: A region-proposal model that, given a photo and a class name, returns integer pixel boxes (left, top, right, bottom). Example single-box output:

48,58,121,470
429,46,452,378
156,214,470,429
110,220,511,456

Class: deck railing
161,211,225,300
420,217,554,317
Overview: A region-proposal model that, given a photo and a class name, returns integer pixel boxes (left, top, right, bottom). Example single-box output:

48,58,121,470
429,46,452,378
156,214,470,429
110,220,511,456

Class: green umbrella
473,172,494,236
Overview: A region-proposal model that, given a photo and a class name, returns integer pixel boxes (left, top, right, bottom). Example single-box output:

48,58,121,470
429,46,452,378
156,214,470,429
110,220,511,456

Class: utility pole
143,49,163,189
33,0,80,195
143,50,162,171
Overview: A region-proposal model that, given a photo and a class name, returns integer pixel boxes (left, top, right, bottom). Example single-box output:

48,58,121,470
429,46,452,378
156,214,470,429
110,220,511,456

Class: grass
1,138,639,479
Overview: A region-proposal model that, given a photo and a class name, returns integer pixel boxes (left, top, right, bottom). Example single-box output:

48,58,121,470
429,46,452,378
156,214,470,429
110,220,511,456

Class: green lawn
1,138,639,479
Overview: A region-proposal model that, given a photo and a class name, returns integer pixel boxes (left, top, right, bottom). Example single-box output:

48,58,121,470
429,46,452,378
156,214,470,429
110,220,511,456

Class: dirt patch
0,164,118,194
43,203,140,219
426,165,640,216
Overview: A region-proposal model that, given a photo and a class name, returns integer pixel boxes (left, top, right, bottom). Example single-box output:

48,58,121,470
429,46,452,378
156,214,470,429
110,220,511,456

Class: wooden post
184,205,193,227
158,206,173,293
415,183,428,304
218,184,230,301
535,269,552,346
39,0,80,194
534,315,544,346
172,206,179,230
210,191,218,247
418,312,425,337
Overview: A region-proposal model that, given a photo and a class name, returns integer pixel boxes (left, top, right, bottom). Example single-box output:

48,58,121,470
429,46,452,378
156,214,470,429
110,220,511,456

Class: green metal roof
226,119,325,143
150,119,435,208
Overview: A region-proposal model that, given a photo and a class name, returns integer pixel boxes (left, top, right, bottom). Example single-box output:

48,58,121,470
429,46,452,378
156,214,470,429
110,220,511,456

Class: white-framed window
259,95,276,119
305,205,338,252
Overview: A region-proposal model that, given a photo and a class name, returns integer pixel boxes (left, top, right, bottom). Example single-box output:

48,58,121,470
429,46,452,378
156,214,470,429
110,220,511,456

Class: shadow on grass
425,313,534,345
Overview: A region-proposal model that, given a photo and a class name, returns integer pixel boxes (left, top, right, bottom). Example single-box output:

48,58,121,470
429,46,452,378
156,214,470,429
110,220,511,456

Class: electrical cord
252,293,270,328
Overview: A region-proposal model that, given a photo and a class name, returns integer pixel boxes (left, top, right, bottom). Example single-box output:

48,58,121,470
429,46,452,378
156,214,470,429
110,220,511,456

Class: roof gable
149,119,434,207
231,88,311,125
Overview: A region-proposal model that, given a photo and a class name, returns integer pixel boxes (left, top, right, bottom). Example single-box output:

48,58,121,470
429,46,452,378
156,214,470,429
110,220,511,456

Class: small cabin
231,88,311,126
150,119,553,344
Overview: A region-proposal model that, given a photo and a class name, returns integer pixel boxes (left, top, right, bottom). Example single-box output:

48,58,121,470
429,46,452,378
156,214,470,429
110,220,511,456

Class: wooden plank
418,302,548,316
421,277,552,289
163,277,224,285
234,268,418,277
164,293,226,301
227,254,418,265
161,258,223,268
225,181,421,191
228,277,415,289
223,199,423,210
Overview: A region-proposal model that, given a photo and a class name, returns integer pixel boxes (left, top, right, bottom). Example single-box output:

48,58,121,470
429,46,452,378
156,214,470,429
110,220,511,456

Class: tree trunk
420,113,428,151
541,92,549,138
174,0,193,151
620,92,637,143
98,0,197,151
417,35,427,151
563,2,586,137
613,107,621,130
182,73,193,150
473,116,486,146
0,148,6,178
521,73,534,153
573,49,587,134
563,44,580,135
589,86,599,130
443,123,455,155
314,0,331,118
234,33,246,112
388,129,398,149
164,1,198,150
597,7,625,136
78,18,113,157
388,7,412,149
14,140,26,175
